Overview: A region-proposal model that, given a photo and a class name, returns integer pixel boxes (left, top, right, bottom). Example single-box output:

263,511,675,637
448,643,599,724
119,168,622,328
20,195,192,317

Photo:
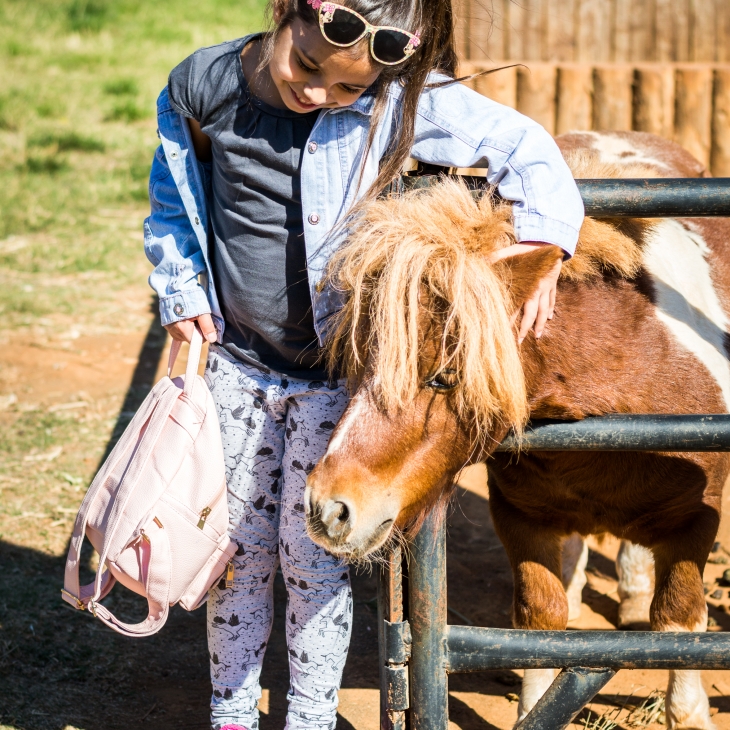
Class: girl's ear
493,246,564,313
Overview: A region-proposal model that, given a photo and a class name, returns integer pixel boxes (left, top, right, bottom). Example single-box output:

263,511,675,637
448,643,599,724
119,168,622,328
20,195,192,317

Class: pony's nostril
336,502,349,524
319,498,355,540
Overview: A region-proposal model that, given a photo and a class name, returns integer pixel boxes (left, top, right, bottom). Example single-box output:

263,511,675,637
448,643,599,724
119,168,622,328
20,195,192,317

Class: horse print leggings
204,346,352,730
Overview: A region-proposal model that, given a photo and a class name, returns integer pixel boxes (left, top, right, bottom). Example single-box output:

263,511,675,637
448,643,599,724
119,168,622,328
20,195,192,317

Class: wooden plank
674,65,713,165
556,64,593,133
545,0,576,61
592,65,633,130
505,0,526,60
654,0,674,61
474,64,519,107
630,0,654,62
633,64,675,138
711,68,730,175
486,0,507,60
454,0,470,62
468,0,495,60
576,0,612,62
690,0,717,62
517,63,557,133
524,0,545,61
717,0,730,63
613,0,631,62
675,0,691,61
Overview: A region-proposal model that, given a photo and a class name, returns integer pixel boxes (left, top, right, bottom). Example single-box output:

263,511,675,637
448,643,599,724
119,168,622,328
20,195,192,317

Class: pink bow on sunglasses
307,0,421,66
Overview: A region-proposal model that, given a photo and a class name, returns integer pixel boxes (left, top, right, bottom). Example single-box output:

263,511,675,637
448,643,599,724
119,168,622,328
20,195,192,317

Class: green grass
0,3,267,727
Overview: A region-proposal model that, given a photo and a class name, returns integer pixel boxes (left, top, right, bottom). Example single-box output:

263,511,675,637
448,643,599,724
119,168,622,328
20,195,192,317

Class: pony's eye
425,369,458,391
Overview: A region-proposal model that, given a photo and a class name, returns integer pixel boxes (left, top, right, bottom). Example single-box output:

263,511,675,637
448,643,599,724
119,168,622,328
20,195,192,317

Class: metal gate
376,178,730,730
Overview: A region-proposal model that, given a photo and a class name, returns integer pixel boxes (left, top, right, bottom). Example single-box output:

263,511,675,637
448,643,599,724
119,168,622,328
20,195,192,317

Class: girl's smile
242,17,382,112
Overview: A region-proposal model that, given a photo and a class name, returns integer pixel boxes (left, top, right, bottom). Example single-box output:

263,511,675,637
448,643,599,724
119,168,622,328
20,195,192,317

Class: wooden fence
455,0,730,63
459,62,730,175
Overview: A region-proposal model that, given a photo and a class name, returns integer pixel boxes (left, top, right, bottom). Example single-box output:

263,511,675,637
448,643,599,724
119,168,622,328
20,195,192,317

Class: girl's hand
491,242,563,343
164,313,218,344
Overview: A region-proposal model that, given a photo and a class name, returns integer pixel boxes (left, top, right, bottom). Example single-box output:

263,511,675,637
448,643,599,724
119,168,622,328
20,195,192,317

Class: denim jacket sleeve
144,88,221,331
410,80,584,256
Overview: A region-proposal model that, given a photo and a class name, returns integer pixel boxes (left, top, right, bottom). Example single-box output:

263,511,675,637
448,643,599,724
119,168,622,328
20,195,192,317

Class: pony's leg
562,533,588,622
616,540,654,629
489,487,567,726
652,534,715,730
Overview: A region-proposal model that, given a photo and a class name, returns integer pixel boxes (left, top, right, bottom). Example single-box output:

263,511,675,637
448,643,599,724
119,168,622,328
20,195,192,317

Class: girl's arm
410,80,583,338
144,115,217,345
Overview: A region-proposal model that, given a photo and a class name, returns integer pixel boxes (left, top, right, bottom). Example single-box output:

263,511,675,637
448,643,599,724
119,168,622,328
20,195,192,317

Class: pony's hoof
617,594,652,630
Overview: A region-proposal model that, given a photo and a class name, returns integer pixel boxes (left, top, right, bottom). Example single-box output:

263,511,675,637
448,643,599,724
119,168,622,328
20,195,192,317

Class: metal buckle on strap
61,589,85,611
87,599,98,617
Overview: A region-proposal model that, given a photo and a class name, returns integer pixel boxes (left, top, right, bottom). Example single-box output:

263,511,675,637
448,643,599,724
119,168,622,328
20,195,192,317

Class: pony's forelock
325,178,529,438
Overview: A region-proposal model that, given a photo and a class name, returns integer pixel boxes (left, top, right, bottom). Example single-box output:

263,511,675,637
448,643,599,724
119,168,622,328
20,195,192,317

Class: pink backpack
62,329,237,637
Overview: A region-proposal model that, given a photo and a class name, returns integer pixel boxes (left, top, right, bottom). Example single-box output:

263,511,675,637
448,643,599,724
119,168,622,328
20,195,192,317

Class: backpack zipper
197,506,212,529
225,559,235,588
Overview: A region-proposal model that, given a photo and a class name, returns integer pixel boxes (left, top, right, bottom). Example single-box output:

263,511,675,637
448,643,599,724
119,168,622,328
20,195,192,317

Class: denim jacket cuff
159,287,212,326
512,215,580,259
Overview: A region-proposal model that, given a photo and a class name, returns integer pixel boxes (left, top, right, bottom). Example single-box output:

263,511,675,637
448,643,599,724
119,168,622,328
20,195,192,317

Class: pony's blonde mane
325,167,649,437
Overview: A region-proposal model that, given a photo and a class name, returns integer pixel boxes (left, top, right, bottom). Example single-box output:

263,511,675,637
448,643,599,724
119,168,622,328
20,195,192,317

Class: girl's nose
303,84,327,106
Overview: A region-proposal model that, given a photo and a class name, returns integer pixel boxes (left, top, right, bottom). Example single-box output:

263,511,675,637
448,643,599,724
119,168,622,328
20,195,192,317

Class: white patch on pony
643,219,730,410
516,669,557,725
666,671,715,730
583,131,671,171
662,615,713,729
324,394,366,456
561,533,588,622
616,540,654,628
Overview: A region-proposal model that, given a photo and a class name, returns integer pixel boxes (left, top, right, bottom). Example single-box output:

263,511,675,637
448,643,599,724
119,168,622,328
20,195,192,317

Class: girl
144,0,584,727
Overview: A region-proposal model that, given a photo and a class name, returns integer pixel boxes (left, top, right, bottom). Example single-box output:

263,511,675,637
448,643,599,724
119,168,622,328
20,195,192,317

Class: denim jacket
144,39,584,343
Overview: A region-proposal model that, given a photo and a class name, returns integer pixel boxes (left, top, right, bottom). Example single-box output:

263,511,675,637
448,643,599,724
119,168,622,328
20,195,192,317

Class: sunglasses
307,0,421,66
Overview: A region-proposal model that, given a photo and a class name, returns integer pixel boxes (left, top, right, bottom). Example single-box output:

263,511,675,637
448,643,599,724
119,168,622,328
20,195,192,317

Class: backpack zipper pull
197,506,212,529
225,560,235,588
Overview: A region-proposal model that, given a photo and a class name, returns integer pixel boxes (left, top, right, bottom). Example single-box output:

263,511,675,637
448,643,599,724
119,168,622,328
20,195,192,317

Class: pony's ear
492,246,564,312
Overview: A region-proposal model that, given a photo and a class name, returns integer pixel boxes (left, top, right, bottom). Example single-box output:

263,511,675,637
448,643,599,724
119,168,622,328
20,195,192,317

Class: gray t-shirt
168,37,328,379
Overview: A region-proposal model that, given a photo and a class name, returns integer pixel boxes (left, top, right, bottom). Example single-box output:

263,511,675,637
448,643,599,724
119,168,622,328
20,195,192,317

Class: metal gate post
408,509,448,730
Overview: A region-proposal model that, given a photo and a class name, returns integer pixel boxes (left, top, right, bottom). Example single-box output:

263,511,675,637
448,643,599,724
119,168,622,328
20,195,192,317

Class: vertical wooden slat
545,0,576,61
517,64,558,133
675,0,691,61
487,0,507,60
505,0,526,60
655,0,674,61
593,65,633,130
453,0,469,61
576,0,612,62
690,0,717,62
675,65,713,166
630,0,654,62
711,68,730,175
524,0,545,61
716,0,730,63
556,64,593,133
474,64,519,107
613,0,631,62
633,65,675,137
469,0,494,60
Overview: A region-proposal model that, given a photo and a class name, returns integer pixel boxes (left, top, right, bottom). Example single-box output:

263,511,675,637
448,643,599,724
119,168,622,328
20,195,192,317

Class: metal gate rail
377,177,730,730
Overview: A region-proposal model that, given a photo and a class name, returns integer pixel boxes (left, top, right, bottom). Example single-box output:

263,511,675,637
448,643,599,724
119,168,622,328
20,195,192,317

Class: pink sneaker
219,726,248,730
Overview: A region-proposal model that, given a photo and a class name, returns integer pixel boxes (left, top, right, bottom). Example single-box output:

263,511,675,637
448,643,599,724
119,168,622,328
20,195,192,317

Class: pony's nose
319,498,355,541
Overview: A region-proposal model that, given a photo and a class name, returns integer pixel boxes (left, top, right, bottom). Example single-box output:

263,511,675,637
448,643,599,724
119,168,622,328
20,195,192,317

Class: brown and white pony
306,131,730,729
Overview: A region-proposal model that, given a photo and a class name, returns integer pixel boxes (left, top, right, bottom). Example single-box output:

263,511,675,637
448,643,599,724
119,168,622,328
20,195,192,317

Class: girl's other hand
490,242,563,343
164,313,218,344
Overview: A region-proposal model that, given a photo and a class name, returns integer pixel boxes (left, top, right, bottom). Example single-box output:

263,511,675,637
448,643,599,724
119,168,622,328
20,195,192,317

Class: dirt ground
3,316,730,730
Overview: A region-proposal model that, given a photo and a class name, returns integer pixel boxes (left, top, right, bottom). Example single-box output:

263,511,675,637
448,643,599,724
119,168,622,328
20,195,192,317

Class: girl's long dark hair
261,0,459,203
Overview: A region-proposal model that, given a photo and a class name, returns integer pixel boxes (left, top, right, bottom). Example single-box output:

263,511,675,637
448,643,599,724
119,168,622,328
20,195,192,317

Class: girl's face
269,16,382,112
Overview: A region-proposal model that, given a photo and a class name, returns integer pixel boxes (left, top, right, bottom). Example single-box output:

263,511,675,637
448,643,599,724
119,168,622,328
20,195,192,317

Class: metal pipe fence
376,177,730,730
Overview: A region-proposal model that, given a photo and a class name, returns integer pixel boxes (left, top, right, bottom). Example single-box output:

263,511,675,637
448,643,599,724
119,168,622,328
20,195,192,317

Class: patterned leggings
205,347,352,730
